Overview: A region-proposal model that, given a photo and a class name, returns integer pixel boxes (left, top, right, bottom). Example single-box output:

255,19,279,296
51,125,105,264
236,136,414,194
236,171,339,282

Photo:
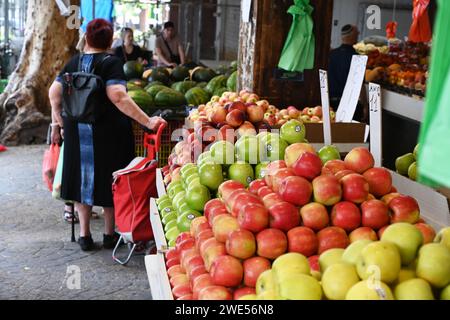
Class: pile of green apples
250,224,450,300
395,144,419,181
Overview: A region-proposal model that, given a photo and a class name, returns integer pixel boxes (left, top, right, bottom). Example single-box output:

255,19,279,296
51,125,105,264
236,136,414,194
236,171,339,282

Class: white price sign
319,69,332,146
369,83,382,167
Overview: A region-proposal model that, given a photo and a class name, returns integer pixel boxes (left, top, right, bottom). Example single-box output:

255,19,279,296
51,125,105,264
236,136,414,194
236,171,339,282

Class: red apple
243,256,272,287
210,106,228,124
317,226,350,254
341,173,369,204
226,109,245,128
257,186,274,198
300,202,330,231
176,238,196,253
284,143,317,168
165,248,179,261
177,294,193,300
218,180,246,202
414,223,436,244
226,229,257,259
190,217,208,237
229,101,247,113
180,247,200,268
213,214,240,243
264,160,287,187
334,169,355,181
172,284,192,299
312,174,342,206
196,229,215,250
198,286,232,300
271,168,295,193
349,227,378,242
248,179,267,195
308,255,320,272
225,189,249,212
202,242,227,272
247,104,265,123
292,151,323,180
361,199,390,230
331,201,362,232
229,192,264,217
210,255,244,287
192,274,214,300
184,255,205,276
237,121,257,138
323,160,347,175
279,176,312,206
217,124,235,143
389,195,420,224
256,228,288,260
344,147,374,173
377,225,389,238
167,265,184,279
176,232,193,246
204,199,227,222
362,167,392,197
262,192,284,209
287,226,318,257
238,203,270,233
208,207,230,227
233,287,256,300
380,192,402,206
188,264,207,284
269,201,301,232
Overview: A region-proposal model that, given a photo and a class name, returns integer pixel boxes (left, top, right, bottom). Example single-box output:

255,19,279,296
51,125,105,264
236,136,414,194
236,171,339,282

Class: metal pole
92,0,95,19
5,0,9,43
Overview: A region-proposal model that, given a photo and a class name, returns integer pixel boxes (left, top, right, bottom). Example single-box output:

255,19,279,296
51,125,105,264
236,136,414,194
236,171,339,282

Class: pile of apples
160,145,449,300
275,106,336,124
395,144,419,181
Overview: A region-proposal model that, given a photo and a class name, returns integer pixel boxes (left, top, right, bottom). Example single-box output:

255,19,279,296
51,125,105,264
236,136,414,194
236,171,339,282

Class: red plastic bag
409,0,432,43
0,144,7,152
42,144,60,191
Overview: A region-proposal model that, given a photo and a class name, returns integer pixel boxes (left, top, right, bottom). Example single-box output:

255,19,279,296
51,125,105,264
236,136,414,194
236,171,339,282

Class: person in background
328,24,368,123
155,21,185,67
114,27,148,65
49,19,166,251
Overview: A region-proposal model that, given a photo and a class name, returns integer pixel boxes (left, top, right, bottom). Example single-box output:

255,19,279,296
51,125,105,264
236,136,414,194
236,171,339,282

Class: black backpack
61,54,111,124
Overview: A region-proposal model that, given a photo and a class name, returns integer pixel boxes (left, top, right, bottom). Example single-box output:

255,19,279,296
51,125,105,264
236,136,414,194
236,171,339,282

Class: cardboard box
305,122,367,143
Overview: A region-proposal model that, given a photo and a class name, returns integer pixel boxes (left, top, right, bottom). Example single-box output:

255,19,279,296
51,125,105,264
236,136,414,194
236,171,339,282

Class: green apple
168,184,185,200
342,240,373,266
172,191,186,209
157,198,172,211
162,212,177,225
178,202,191,215
199,163,224,191
416,243,450,288
228,162,254,187
164,219,177,233
181,166,198,181
381,222,423,265
160,205,176,219
197,151,212,164
408,162,417,180
394,278,434,300
346,280,394,300
180,163,196,175
395,153,415,175
255,162,269,179
165,226,180,241
210,140,235,165
413,144,419,160
256,270,278,297
394,268,416,285
177,210,202,233
319,248,345,272
185,174,201,188
356,241,401,284
280,119,306,145
186,184,210,212
318,145,341,164
260,133,289,162
434,227,450,250
441,284,450,300
235,135,259,164
272,253,310,282
322,263,360,300
277,274,322,300
168,238,176,248
156,194,169,205
166,181,182,194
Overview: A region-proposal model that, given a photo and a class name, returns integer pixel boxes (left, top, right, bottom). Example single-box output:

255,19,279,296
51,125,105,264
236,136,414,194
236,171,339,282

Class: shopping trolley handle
143,121,167,160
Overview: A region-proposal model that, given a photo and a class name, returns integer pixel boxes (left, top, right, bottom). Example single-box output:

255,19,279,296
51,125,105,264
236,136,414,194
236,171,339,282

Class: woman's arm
49,81,64,128
178,44,186,65
155,46,176,67
106,84,166,130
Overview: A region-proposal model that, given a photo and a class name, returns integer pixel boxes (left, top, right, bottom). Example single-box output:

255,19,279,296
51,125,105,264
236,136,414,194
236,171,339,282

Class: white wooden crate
156,168,167,197
144,253,173,300
150,198,169,252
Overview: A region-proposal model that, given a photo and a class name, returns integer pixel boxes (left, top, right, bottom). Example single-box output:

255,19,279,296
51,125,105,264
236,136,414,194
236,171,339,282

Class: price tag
369,83,382,167
319,69,332,146
336,55,368,122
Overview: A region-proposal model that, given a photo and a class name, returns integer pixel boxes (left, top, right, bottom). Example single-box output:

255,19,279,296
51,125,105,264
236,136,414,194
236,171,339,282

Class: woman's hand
51,126,62,145
146,117,167,131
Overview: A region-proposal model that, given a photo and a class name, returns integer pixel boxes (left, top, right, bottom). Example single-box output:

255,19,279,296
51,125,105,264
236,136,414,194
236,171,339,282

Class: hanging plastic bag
52,143,65,200
386,21,398,39
418,0,450,188
409,0,432,43
278,0,315,72
42,143,60,192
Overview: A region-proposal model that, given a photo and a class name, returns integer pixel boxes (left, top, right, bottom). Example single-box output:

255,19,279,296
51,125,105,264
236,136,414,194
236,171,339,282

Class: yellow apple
319,248,345,272
257,291,279,300
440,284,450,300
346,280,394,300
393,268,416,285
277,273,322,300
342,240,373,266
311,270,322,281
322,263,360,300
435,227,450,251
357,241,401,284
256,270,278,297
381,222,423,265
239,294,258,300
416,243,450,288
394,278,434,300
272,253,310,282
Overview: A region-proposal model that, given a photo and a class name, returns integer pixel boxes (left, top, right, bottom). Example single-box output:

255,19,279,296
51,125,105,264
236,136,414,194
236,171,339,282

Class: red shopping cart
112,122,166,265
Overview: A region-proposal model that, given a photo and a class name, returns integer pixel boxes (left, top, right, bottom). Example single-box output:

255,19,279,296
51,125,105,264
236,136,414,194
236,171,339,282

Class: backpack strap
77,53,111,74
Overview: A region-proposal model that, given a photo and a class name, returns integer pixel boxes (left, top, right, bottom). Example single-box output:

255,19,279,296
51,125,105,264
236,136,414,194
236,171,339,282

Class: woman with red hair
48,19,166,251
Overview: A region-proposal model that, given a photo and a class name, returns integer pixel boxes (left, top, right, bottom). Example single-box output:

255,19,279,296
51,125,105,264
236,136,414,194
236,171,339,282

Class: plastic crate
132,121,145,157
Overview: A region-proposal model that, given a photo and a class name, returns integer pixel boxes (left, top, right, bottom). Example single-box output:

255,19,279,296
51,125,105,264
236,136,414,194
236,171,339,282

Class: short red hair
85,19,113,50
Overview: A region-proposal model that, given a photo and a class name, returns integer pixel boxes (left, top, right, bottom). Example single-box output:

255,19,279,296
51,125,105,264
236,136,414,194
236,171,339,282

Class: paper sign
369,83,382,166
319,69,332,145
336,55,368,122
241,0,252,22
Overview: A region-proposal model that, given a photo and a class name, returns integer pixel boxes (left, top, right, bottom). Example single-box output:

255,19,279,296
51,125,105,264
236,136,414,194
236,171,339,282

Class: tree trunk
0,0,80,145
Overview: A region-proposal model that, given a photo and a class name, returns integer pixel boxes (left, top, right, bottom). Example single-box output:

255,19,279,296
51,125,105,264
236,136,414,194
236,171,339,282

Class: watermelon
127,83,141,91
171,81,197,94
144,81,164,91
128,79,146,88
146,84,169,98
196,82,208,89
185,87,210,106
213,87,228,97
227,71,237,91
123,61,144,80
153,66,171,77
148,71,170,85
155,88,187,107
191,67,217,82
128,90,154,115
171,66,190,81
205,75,228,94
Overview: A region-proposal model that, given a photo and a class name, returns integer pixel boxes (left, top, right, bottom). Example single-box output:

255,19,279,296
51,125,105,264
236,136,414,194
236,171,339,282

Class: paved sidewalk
0,145,152,300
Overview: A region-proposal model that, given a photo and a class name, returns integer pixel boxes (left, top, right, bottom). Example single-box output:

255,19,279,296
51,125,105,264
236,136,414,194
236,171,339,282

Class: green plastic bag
278,0,315,72
52,143,70,202
417,0,450,188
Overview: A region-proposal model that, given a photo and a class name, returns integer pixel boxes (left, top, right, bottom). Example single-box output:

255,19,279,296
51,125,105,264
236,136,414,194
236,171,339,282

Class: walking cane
70,203,76,242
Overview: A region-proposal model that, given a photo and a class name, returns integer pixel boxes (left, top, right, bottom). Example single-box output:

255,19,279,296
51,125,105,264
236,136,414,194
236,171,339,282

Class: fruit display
363,41,430,96
395,144,419,181
157,143,449,300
